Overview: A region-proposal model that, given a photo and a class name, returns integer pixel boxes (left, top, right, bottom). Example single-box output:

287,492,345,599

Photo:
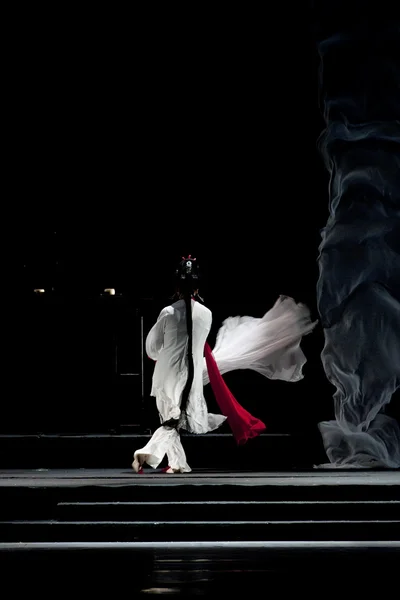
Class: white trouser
133,426,191,473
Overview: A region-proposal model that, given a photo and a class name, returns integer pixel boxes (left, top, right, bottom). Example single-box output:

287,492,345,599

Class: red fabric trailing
149,297,266,443
204,342,266,445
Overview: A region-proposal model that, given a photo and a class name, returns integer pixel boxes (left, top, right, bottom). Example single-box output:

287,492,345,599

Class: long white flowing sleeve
145,308,170,361
203,296,317,385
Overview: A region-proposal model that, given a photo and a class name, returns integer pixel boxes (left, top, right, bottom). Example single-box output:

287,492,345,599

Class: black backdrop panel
8,294,143,433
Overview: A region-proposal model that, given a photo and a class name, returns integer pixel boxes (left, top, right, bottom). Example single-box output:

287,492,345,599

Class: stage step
1,519,399,542
2,474,400,518
3,495,400,519
55,499,400,522
1,471,399,516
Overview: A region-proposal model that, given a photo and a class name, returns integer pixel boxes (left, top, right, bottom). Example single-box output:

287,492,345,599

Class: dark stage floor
1,467,399,486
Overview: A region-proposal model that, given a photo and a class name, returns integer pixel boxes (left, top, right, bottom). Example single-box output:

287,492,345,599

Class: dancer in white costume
132,257,317,474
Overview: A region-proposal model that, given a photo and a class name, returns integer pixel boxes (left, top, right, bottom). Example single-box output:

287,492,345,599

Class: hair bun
176,256,200,281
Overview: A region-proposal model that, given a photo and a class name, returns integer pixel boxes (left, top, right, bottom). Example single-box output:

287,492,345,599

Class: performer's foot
161,466,174,473
161,466,182,473
132,457,143,473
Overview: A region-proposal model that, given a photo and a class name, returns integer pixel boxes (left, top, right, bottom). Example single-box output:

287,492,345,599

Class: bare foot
132,457,143,473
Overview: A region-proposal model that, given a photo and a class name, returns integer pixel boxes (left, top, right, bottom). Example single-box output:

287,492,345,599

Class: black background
6,4,397,445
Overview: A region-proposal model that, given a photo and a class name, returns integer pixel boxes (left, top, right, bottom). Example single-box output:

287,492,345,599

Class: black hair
177,257,201,419
163,256,200,429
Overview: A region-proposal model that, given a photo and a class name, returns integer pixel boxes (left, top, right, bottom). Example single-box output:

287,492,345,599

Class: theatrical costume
133,295,316,473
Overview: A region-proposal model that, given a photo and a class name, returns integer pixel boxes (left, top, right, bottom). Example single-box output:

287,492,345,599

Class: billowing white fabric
202,295,317,386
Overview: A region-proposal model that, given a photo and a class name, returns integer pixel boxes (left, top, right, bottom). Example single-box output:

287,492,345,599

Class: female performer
132,256,316,473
